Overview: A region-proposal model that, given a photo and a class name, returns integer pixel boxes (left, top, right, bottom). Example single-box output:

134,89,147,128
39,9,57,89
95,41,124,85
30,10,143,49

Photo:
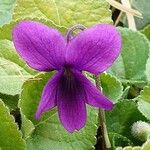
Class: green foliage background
0,0,150,150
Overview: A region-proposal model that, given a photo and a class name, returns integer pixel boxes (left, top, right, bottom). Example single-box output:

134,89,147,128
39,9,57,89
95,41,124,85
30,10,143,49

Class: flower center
64,67,72,77
59,67,84,101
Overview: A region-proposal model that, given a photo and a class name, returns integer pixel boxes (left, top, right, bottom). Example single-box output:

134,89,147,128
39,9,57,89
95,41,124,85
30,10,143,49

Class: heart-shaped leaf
13,0,112,29
108,28,150,84
137,86,150,120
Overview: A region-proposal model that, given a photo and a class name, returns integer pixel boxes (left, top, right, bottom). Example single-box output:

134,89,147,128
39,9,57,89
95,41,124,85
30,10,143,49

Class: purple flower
12,21,121,132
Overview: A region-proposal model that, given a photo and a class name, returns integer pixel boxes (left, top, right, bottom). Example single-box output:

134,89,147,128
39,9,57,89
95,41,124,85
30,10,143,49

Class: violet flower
12,21,121,132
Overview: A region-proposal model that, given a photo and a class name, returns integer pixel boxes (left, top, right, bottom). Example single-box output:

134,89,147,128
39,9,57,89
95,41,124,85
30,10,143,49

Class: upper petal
57,69,86,132
12,21,66,71
35,70,63,119
66,24,121,75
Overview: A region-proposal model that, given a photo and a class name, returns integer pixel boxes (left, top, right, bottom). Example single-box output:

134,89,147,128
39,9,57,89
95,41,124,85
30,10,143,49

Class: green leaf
19,72,54,123
116,146,141,150
121,0,150,30
106,100,147,145
0,39,36,75
109,132,132,150
13,0,112,28
121,86,130,99
142,140,150,150
145,56,150,82
100,73,123,104
20,114,35,139
0,58,32,95
138,100,150,121
116,140,150,150
108,28,150,83
0,19,65,41
139,86,150,103
0,21,16,40
0,93,18,110
26,107,98,150
141,24,150,41
0,23,38,95
0,0,16,26
19,73,98,150
137,86,150,120
0,100,26,150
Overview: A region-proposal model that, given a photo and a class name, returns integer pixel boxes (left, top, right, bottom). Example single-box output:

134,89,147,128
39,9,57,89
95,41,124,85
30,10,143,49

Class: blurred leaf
0,0,16,26
0,19,65,41
121,0,150,30
108,28,150,84
20,114,35,139
138,86,150,103
0,93,18,110
138,100,150,120
141,24,150,41
138,86,150,120
109,132,132,150
0,21,16,40
0,100,26,150
116,140,150,150
106,100,147,145
116,146,141,150
142,140,150,150
121,86,130,99
0,39,36,75
19,73,98,150
13,0,112,29
100,73,123,104
145,56,150,82
0,58,32,95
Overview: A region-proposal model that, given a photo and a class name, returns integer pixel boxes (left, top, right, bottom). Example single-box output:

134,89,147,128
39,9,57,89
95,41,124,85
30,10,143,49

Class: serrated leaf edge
0,100,26,149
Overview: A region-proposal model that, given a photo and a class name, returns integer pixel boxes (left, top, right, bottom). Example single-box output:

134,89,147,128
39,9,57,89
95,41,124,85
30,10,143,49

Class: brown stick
114,11,123,26
94,75,111,150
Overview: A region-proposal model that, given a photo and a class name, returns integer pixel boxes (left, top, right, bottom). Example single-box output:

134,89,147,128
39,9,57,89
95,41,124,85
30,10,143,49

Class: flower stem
94,75,111,150
66,24,86,43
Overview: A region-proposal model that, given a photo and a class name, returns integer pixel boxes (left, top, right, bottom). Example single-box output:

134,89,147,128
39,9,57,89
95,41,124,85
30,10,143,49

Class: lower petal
85,84,113,110
35,71,63,119
57,94,86,133
57,70,87,132
73,70,113,110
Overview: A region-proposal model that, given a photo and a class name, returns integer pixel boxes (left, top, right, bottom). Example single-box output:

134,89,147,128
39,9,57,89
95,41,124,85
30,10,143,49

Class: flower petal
35,71,63,119
73,70,113,110
12,21,66,71
84,80,113,110
57,70,86,132
66,24,121,75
